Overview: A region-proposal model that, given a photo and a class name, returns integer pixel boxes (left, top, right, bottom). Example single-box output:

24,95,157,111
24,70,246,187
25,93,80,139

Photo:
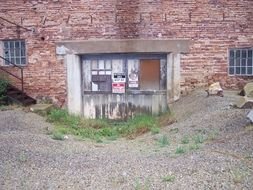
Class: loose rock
206,82,223,97
239,82,253,97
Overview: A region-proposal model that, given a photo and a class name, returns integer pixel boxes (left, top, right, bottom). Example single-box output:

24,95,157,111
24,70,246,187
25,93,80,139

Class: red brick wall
0,0,252,104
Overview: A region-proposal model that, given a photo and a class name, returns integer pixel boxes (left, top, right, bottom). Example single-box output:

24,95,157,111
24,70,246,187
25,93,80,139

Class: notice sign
112,73,126,83
112,83,125,94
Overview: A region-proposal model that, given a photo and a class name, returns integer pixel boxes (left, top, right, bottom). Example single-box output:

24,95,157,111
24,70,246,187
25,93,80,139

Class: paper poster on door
128,59,139,88
112,73,126,94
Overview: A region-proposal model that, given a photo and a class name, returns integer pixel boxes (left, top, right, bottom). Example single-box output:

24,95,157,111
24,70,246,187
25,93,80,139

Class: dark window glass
229,67,234,75
241,67,246,75
248,50,252,58
229,50,234,59
247,67,252,75
242,59,246,66
236,67,240,74
242,50,247,58
10,42,14,49
15,41,20,48
236,58,240,66
15,58,21,65
229,58,234,66
248,58,253,67
236,50,241,59
4,42,9,48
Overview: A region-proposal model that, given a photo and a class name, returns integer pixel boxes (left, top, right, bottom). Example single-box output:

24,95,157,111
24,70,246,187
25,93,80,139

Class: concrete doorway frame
56,39,191,115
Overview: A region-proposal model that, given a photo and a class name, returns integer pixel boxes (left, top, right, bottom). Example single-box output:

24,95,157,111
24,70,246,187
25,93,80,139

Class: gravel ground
0,90,253,190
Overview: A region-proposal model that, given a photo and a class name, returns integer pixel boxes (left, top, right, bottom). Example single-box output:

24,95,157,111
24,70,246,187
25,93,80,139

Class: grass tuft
151,127,160,134
157,135,170,147
175,146,186,154
193,134,205,144
52,131,65,141
162,175,175,183
18,151,28,163
181,135,190,144
189,143,200,150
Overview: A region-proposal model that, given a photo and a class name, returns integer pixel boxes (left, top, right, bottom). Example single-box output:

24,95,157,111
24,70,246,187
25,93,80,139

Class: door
140,59,160,90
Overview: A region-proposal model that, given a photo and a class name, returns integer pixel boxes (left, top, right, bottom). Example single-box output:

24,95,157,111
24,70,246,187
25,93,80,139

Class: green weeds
157,135,170,147
52,131,65,141
189,143,200,150
46,108,174,142
193,134,205,144
175,146,186,154
134,178,150,190
0,78,8,104
151,127,160,134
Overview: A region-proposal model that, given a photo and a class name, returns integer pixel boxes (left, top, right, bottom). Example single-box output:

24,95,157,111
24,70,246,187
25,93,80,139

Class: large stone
239,82,253,97
236,96,253,109
206,82,223,97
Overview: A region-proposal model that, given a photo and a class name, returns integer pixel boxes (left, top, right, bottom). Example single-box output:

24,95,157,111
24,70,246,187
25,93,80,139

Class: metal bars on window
3,40,26,65
229,48,253,76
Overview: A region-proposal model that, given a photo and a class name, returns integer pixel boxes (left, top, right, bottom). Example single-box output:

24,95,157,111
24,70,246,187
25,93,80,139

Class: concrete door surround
56,39,191,115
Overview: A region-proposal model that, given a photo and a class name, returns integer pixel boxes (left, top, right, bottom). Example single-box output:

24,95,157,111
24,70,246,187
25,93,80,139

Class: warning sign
112,83,125,94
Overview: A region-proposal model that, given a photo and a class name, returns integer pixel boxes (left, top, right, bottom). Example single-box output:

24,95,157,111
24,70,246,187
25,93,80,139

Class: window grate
229,48,253,76
3,40,26,65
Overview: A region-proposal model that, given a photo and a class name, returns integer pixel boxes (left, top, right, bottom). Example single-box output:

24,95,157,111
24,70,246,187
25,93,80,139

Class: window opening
229,48,253,75
3,40,26,65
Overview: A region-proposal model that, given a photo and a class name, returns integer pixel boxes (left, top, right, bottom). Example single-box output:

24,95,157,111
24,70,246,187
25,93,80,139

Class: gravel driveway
0,90,253,190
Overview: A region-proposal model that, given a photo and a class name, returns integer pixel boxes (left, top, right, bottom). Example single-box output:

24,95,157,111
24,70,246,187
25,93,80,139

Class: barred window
229,48,253,75
3,40,26,65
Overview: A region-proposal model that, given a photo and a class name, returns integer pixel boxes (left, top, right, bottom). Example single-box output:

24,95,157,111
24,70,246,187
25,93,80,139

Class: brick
0,0,252,105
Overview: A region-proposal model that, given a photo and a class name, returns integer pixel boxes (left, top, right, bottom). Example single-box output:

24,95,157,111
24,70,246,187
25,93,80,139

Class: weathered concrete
167,53,181,103
83,91,167,119
173,53,181,101
66,54,82,115
56,39,191,55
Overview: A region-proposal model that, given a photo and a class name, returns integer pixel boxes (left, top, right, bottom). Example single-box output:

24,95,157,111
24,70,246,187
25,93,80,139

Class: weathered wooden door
140,59,160,90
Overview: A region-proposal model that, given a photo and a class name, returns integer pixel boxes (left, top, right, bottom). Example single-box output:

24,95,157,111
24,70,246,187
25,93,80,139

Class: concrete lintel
56,39,191,55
